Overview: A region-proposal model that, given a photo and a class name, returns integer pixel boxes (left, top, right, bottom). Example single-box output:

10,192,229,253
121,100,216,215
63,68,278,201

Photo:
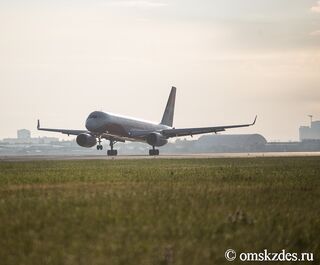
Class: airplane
37,86,257,156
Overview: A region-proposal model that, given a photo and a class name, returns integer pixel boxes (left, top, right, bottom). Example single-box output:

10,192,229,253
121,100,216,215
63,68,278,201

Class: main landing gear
149,146,159,156
107,140,118,156
96,138,117,156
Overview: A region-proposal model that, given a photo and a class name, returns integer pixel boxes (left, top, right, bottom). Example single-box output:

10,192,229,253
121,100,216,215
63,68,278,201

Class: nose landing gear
96,137,103,150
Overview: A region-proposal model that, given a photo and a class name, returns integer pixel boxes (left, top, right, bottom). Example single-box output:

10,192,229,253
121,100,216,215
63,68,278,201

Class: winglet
37,119,40,130
252,115,257,125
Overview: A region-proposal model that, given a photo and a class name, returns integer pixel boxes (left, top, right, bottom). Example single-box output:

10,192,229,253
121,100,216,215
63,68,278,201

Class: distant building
196,134,267,152
2,129,59,144
17,129,31,139
299,121,320,141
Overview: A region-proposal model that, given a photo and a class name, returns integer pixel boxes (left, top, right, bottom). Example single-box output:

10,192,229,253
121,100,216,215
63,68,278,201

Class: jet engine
76,133,97,148
146,132,168,147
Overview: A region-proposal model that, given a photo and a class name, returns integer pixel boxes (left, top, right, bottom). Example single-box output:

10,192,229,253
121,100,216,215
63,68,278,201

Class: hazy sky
0,0,319,141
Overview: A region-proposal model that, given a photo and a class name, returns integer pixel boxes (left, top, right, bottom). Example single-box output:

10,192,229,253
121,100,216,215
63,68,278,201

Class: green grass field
0,157,319,265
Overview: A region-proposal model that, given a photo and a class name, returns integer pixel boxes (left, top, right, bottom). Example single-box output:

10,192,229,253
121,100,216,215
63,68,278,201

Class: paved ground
1,152,320,161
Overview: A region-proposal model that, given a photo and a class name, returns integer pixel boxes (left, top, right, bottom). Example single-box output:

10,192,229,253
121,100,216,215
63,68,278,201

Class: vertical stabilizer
161,86,176,127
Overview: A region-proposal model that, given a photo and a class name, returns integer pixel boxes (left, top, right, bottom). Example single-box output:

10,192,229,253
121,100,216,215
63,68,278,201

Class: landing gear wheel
149,149,159,156
107,150,118,156
96,137,103,150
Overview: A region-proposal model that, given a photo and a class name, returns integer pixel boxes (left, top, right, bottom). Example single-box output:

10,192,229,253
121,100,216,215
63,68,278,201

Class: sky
0,0,319,141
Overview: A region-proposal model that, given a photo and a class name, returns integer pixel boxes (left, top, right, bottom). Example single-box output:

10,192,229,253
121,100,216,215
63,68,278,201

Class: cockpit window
89,114,98,119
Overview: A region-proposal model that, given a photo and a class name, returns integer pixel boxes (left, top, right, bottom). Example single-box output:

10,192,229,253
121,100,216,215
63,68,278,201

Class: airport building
2,129,59,145
17,129,31,139
196,134,267,153
160,134,268,154
299,120,320,141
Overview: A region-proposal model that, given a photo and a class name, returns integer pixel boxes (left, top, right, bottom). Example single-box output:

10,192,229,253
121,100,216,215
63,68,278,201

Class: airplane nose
85,119,95,131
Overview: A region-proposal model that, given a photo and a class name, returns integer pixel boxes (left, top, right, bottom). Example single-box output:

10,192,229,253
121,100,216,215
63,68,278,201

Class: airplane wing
37,120,88,136
161,116,257,138
37,120,126,142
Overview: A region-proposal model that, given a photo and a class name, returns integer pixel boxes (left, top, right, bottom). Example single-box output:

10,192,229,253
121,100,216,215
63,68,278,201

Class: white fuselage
85,111,171,142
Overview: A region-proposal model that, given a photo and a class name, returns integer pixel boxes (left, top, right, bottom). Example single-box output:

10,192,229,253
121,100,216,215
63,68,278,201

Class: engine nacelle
146,132,168,147
76,133,97,148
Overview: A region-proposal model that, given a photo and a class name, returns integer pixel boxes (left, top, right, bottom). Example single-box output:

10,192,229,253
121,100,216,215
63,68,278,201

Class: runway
1,152,320,161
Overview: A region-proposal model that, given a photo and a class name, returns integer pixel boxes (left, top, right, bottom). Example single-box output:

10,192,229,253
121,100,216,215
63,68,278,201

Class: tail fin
161,86,176,127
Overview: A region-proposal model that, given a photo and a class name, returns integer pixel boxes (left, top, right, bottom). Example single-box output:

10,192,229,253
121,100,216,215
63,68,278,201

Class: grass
0,157,319,265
